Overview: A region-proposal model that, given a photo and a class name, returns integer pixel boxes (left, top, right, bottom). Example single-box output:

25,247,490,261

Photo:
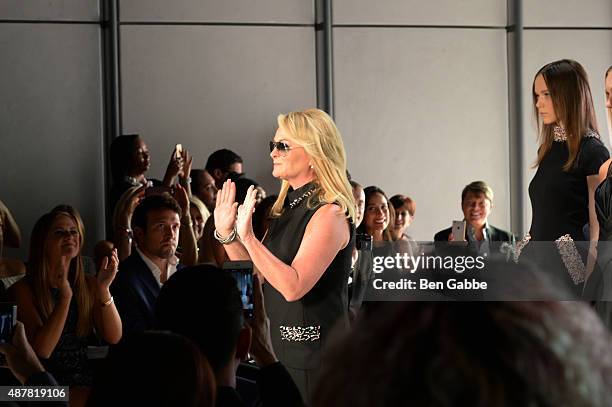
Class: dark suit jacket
111,251,160,337
434,224,515,243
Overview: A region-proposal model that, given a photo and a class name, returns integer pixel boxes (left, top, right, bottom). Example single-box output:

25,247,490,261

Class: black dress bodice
262,182,353,396
529,137,609,241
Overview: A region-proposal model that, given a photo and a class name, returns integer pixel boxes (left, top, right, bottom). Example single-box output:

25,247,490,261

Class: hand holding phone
223,261,254,319
175,144,183,160
451,220,466,242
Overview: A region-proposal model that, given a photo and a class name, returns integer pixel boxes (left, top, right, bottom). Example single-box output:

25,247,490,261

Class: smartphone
175,144,183,159
223,261,254,319
451,220,466,242
145,186,173,197
0,304,16,365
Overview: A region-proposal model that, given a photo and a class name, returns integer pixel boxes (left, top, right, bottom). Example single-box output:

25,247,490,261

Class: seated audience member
350,181,365,229
0,321,68,407
88,331,216,407
156,265,303,407
253,195,278,241
205,149,244,189
111,194,183,336
109,134,191,214
191,169,218,213
356,186,394,242
0,199,25,289
389,194,416,241
8,206,121,406
313,299,612,406
434,181,514,245
189,196,209,262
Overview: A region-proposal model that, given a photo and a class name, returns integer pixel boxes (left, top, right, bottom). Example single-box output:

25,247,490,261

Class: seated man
111,194,182,336
434,180,514,245
156,265,303,407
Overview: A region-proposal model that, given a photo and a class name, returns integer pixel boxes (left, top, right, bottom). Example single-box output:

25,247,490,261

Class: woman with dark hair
89,331,216,407
521,59,609,294
109,134,191,213
8,206,122,406
356,186,394,242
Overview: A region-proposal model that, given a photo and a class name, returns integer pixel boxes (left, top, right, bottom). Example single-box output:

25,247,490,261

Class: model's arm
586,174,600,279
597,158,611,184
238,187,349,301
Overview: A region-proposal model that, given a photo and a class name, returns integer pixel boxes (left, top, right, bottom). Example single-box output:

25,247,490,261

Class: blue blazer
111,251,161,337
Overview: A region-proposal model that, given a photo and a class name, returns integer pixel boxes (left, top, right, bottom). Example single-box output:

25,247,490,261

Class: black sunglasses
269,141,292,153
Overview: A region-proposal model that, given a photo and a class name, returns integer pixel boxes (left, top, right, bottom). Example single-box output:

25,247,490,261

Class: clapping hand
236,185,257,243
97,248,119,290
214,180,239,236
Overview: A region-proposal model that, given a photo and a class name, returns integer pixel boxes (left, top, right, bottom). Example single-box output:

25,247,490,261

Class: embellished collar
286,182,317,209
553,125,567,142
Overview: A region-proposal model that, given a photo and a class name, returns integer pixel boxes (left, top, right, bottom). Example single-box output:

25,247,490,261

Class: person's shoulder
7,277,33,300
489,225,514,242
434,227,451,241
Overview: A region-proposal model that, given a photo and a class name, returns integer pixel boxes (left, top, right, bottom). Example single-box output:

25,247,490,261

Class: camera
356,233,373,251
223,261,254,319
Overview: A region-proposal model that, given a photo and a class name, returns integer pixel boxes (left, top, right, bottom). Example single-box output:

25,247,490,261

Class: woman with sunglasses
214,108,355,402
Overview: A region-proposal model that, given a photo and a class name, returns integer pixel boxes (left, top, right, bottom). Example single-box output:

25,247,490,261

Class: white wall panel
523,0,612,28
521,30,612,234
335,27,510,241
121,26,317,194
121,0,314,24
0,0,98,21
334,0,506,27
0,24,104,259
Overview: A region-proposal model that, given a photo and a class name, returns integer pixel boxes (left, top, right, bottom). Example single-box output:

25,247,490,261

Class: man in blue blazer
111,194,183,336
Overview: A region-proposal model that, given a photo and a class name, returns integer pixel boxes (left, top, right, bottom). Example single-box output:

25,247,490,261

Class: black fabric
262,182,353,401
596,174,612,241
216,386,245,407
111,251,161,337
529,136,609,241
256,362,304,407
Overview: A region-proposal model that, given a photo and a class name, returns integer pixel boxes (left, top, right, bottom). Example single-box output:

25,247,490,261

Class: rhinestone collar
553,125,567,142
287,182,316,209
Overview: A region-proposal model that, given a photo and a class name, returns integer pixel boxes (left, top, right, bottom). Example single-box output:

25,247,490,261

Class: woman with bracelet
214,108,355,401
9,205,122,406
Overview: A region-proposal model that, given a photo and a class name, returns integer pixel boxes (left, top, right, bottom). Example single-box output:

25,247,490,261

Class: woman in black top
214,108,355,401
524,60,609,294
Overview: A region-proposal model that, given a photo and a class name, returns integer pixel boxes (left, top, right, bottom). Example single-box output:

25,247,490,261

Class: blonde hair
270,109,355,223
189,195,211,225
28,207,93,337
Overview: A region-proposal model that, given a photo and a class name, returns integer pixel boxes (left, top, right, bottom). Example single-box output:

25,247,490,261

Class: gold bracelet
101,296,114,307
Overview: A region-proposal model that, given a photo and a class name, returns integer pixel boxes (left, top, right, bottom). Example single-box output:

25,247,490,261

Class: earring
309,164,314,169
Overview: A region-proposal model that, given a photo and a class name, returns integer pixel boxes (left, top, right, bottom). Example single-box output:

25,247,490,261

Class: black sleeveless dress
263,182,353,401
525,134,609,296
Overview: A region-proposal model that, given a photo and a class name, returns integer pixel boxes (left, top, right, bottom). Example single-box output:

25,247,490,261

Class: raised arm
214,179,251,261
0,199,22,248
237,186,349,301
9,278,72,359
91,249,122,344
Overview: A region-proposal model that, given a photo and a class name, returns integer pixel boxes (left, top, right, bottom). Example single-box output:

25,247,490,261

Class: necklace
289,188,315,209
553,125,567,142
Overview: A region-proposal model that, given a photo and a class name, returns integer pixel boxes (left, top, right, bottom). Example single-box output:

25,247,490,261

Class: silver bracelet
214,227,237,245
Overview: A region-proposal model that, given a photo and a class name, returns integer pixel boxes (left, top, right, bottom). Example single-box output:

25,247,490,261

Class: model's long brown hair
28,206,93,337
533,59,599,171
